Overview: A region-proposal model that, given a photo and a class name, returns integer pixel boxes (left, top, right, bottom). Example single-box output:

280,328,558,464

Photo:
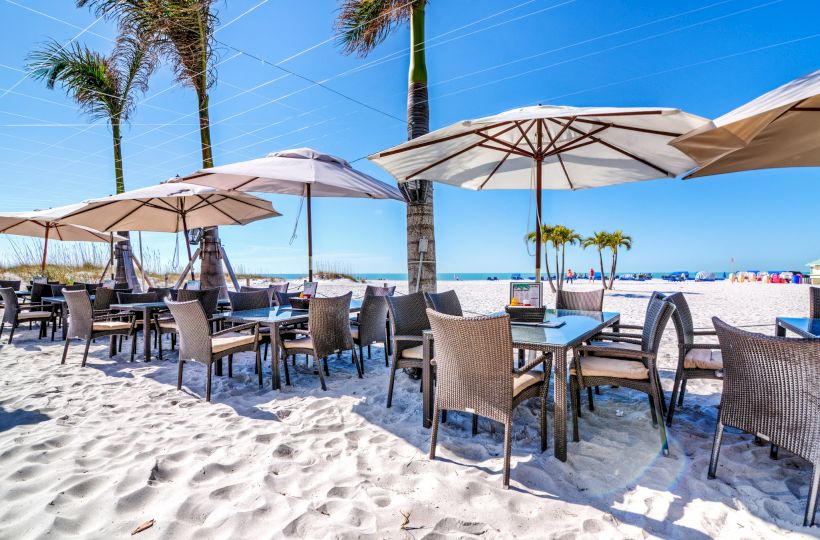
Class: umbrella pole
307,183,313,282
41,223,50,275
109,233,115,281
181,214,195,282
534,122,543,283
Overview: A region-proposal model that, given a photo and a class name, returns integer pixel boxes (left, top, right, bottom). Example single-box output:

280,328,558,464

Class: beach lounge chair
665,292,723,425
570,293,674,454
351,285,394,369
166,299,261,402
0,287,54,343
427,310,549,488
385,292,430,407
709,318,820,526
811,287,820,318
279,292,362,390
60,289,136,365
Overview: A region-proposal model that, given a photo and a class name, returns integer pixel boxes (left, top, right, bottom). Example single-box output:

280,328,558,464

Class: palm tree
78,0,227,291
550,225,581,289
28,34,156,287
337,0,437,293
607,230,633,289
582,231,611,289
526,224,556,293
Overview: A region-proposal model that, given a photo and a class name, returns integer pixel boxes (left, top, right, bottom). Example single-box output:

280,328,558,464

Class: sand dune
0,280,817,538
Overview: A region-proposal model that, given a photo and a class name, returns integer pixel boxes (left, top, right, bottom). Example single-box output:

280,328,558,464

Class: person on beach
567,268,574,284
589,267,595,283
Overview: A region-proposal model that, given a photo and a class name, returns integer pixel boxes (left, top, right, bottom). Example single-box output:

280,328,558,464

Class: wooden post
306,183,313,282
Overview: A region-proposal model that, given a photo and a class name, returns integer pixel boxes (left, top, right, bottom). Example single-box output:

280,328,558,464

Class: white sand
0,279,817,538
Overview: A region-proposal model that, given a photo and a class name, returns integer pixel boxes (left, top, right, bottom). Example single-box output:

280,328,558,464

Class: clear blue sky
1,0,818,275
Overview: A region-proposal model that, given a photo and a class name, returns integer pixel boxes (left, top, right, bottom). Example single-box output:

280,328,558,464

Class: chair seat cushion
350,326,359,340
212,332,257,354
571,356,649,380
589,340,641,351
18,311,51,320
401,344,424,360
283,336,313,350
684,348,723,370
158,320,178,331
93,320,132,331
514,372,544,396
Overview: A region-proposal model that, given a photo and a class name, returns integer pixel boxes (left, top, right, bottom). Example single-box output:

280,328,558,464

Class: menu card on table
510,282,542,307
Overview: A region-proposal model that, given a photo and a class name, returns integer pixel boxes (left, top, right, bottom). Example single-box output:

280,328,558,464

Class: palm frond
336,0,417,57
113,31,159,120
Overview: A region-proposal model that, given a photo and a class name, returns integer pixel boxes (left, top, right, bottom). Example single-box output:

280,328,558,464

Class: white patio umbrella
58,182,281,288
177,147,404,281
0,204,125,273
370,105,707,281
670,69,820,178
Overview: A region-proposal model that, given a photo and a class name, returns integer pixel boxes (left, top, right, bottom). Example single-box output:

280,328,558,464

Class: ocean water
262,271,742,281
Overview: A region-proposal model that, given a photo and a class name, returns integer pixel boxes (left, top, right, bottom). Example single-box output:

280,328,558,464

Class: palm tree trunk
403,2,436,293
608,251,618,289
554,246,561,289
111,120,140,290
598,248,607,290
543,242,556,293
561,245,567,289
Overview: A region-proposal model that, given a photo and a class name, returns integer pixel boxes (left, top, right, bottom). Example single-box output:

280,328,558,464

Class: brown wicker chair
385,292,430,407
351,285,394,368
710,318,820,526
279,292,361,390
274,291,302,307
60,290,136,366
427,310,549,488
0,279,21,291
148,286,173,300
156,288,222,360
424,290,463,316
665,292,723,425
0,287,54,343
555,288,604,311
811,287,820,319
229,290,271,311
166,299,261,402
570,293,674,455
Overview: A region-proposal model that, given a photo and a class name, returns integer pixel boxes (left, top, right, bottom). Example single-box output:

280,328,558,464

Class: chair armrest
684,343,721,351
393,334,423,343
576,345,655,361
693,329,717,336
22,302,52,310
213,322,257,336
594,331,643,341
284,328,310,337
93,312,132,322
616,324,644,330
515,354,549,375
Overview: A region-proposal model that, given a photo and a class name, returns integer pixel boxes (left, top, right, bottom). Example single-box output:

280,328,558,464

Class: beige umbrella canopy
370,105,707,281
670,69,820,178
0,204,125,272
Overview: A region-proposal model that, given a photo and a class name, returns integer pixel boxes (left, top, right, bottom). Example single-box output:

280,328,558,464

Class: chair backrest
427,310,515,424
303,281,318,297
84,283,100,294
272,282,289,294
240,286,274,307
117,292,159,304
229,290,269,311
93,287,118,311
424,290,463,316
387,291,430,337
0,288,19,323
166,299,212,364
274,291,301,307
30,282,51,303
177,288,220,315
504,305,546,322
664,292,694,346
49,284,66,297
32,276,48,284
811,287,820,319
555,288,604,312
0,280,21,291
641,293,675,354
308,292,354,358
148,287,172,300
713,317,820,463
357,286,393,344
63,289,94,339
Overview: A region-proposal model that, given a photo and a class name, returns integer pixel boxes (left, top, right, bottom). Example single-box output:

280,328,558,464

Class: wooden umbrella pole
181,212,195,281
41,223,50,274
109,232,115,280
534,122,543,282
306,183,313,282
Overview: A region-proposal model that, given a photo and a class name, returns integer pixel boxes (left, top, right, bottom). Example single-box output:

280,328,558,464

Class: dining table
220,299,363,390
775,316,820,338
421,308,621,462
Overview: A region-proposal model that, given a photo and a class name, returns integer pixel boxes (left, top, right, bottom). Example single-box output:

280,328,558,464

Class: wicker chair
274,291,302,307
0,287,54,343
240,286,274,307
60,290,136,365
0,280,21,291
30,282,52,305
92,287,122,313
229,290,270,312
351,286,394,367
665,292,723,425
424,290,463,316
385,292,430,408
710,318,820,526
811,287,820,319
113,282,130,290
427,310,549,488
148,286,173,300
570,293,675,454
556,288,604,311
166,299,261,402
156,288,222,360
279,292,361,390
116,292,159,348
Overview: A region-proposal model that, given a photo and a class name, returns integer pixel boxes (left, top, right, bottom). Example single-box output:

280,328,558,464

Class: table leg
143,307,152,361
271,323,281,390
553,346,568,462
775,321,786,337
422,333,434,429
109,335,117,357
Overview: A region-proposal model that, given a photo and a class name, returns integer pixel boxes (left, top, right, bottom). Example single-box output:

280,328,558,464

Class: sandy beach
0,279,817,539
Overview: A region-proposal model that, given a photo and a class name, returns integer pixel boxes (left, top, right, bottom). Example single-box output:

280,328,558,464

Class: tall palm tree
78,0,227,291
551,225,582,289
526,223,556,293
607,230,633,289
582,231,611,290
28,34,156,287
337,0,437,293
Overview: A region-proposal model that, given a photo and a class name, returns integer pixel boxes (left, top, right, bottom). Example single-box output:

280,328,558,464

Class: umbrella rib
53,222,64,241
231,176,262,190
212,192,273,212
377,121,511,158
514,120,537,155
0,218,29,234
477,128,532,190
792,106,820,111
405,123,520,179
477,142,532,158
547,118,673,177
556,154,574,190
192,195,243,226
545,125,610,157
573,118,683,137
476,131,536,157
542,117,574,154
104,201,149,232
546,138,598,157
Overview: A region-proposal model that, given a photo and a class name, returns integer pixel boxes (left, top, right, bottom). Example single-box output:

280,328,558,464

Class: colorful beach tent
370,105,706,281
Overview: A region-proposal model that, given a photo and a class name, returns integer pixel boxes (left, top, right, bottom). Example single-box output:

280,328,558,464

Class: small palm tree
607,230,633,289
28,34,156,286
582,231,611,290
337,0,437,293
526,223,556,293
551,225,582,289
